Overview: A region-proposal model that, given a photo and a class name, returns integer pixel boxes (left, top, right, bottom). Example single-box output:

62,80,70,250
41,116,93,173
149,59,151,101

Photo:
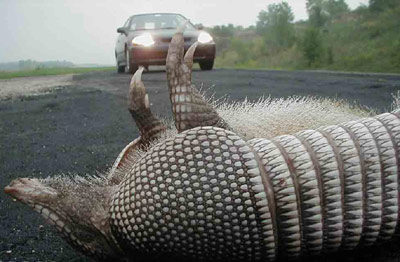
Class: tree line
210,0,400,73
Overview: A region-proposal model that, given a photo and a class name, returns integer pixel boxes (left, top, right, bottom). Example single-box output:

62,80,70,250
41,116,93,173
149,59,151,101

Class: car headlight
132,33,155,47
198,32,213,44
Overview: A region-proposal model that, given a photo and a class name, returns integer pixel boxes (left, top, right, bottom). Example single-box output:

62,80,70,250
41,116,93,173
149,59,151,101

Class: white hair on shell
217,96,374,140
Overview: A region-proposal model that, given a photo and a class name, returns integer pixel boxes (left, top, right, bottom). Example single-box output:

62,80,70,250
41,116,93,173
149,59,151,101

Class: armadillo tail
249,111,400,258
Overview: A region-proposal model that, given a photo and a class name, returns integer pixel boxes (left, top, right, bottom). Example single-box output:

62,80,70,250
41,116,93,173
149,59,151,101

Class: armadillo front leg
166,26,229,132
109,112,400,261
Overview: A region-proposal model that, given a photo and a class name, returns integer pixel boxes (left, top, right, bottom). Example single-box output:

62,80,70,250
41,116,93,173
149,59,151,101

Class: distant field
0,67,114,79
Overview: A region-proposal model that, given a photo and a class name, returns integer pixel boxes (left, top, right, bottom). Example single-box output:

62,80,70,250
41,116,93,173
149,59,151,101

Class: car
115,13,216,73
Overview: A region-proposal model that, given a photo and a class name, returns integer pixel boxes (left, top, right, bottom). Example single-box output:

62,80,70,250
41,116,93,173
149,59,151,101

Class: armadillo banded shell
109,112,400,261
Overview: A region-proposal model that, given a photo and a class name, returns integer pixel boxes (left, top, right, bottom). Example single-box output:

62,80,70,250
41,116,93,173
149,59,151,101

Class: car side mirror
195,24,204,30
117,27,127,34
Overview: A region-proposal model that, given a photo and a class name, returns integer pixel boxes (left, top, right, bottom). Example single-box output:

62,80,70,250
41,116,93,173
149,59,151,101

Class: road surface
1,68,400,262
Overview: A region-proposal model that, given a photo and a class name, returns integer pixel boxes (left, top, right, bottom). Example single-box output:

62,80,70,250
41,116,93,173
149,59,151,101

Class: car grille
160,37,193,43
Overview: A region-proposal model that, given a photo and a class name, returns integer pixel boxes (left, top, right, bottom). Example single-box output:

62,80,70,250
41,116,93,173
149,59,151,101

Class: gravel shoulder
0,74,74,100
1,69,400,262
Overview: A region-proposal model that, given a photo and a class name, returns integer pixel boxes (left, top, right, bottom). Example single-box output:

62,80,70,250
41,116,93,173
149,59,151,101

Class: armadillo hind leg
109,112,400,261
128,67,166,146
166,28,229,133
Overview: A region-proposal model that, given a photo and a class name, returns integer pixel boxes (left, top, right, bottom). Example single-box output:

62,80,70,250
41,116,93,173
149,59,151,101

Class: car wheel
199,60,214,71
125,51,138,74
117,62,125,73
116,53,125,73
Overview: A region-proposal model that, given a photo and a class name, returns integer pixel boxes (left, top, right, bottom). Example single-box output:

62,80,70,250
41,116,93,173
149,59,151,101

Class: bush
302,27,323,66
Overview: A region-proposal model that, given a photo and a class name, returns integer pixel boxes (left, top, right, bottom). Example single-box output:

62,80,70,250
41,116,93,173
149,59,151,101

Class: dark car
115,13,216,73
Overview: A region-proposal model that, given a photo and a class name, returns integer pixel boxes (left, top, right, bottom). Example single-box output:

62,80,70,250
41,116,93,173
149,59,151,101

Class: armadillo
4,28,400,262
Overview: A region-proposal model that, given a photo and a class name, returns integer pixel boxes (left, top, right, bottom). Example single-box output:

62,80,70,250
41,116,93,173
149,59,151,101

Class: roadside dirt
0,74,73,100
1,69,400,262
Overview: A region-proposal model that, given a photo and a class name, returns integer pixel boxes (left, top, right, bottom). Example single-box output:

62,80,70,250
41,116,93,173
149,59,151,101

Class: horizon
0,0,369,65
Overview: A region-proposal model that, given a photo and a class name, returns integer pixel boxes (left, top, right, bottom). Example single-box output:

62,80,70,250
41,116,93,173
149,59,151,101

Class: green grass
0,67,115,80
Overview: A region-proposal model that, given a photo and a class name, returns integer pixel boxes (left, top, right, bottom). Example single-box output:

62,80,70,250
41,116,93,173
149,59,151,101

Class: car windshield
129,14,195,31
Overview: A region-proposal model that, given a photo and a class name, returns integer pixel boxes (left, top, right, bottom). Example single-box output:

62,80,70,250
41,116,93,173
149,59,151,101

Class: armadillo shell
109,112,400,261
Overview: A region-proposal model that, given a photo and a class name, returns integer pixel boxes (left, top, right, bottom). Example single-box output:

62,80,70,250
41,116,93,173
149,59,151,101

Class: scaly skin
4,26,400,262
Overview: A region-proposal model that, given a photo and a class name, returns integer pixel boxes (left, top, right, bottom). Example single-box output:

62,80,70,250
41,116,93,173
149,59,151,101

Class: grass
0,67,115,80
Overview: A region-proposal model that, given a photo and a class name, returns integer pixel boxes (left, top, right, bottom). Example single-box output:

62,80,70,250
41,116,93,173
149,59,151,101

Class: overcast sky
0,0,369,65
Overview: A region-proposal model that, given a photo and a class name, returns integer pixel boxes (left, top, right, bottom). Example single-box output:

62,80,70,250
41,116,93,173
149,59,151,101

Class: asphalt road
1,68,400,262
